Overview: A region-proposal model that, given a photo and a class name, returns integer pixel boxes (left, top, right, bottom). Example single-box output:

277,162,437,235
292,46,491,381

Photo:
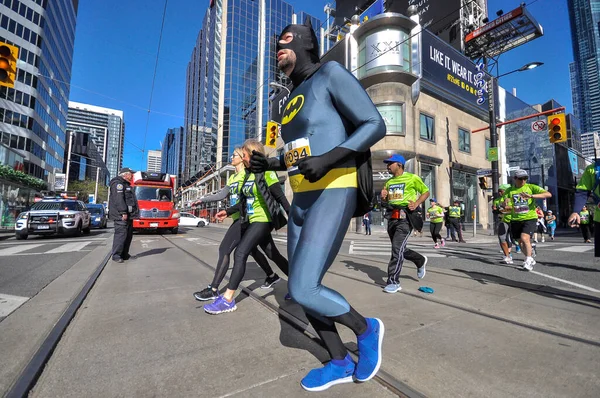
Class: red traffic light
550,118,561,131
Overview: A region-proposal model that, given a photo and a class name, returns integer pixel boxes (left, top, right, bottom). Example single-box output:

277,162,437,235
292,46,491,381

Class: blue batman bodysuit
279,60,386,317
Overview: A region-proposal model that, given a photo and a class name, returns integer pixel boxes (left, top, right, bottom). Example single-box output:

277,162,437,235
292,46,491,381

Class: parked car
178,212,209,227
14,199,91,240
87,204,108,228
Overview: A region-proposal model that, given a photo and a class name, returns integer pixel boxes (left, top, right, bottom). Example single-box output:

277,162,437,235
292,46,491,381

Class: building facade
161,126,185,186
183,0,319,185
0,0,78,180
580,131,596,160
67,101,125,180
65,130,109,187
146,149,162,173
568,0,600,133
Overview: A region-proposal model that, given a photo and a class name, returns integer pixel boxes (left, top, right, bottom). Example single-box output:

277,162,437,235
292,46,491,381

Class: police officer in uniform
109,167,139,262
448,200,466,243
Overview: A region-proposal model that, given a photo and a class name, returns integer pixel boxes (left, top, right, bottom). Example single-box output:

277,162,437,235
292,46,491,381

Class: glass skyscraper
161,126,185,187
183,0,319,181
568,0,600,133
67,102,125,180
0,0,78,180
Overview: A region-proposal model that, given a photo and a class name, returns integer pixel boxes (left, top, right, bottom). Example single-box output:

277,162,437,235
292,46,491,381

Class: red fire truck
131,171,180,234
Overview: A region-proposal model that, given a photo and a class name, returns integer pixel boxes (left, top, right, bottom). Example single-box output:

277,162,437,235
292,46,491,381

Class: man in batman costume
251,19,386,392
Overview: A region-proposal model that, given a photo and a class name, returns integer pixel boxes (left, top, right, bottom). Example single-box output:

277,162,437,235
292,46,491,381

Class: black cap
119,167,135,174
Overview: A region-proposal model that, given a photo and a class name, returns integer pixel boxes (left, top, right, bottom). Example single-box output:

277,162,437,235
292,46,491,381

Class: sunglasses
514,177,528,181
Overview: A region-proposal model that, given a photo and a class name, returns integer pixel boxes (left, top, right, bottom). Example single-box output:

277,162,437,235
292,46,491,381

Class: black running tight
430,222,443,243
211,220,273,289
228,222,278,291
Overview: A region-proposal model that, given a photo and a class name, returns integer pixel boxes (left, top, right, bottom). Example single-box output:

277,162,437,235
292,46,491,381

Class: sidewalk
28,234,600,397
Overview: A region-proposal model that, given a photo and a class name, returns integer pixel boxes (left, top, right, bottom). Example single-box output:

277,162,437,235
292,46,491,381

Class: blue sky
69,0,573,172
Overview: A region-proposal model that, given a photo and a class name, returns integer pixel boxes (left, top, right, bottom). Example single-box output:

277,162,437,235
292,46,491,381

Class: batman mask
277,18,320,88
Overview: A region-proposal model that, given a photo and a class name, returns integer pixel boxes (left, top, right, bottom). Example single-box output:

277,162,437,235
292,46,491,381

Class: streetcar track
163,234,424,398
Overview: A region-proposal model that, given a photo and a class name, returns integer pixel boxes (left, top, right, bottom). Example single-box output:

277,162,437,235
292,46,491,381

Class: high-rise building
568,0,600,133
0,0,78,180
183,0,319,182
161,126,185,186
146,149,162,173
67,102,125,180
580,131,596,160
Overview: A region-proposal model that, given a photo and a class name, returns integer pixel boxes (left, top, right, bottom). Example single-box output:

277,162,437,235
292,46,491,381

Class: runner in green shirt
579,206,592,243
568,163,600,256
380,154,429,293
427,198,445,248
501,169,551,271
206,139,290,314
193,147,283,302
492,184,514,264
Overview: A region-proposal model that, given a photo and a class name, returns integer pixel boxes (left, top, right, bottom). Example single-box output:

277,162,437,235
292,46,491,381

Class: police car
14,198,92,240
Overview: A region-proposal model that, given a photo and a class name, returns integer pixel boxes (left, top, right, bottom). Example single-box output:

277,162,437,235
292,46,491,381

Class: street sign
54,173,66,191
531,120,547,133
507,166,521,171
477,168,492,176
487,147,499,161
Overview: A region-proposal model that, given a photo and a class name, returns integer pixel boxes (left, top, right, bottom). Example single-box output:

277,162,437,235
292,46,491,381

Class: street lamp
488,61,543,233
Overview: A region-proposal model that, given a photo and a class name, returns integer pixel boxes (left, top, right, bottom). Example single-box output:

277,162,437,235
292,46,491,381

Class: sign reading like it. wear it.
421,30,492,110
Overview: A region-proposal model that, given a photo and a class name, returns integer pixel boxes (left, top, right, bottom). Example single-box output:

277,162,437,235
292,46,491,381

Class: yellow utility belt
289,167,357,193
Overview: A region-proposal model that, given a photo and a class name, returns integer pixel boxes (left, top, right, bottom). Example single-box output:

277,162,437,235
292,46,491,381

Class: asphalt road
177,225,600,294
0,228,113,321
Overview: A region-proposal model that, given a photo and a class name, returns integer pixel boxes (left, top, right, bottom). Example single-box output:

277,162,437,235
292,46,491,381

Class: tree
68,179,108,203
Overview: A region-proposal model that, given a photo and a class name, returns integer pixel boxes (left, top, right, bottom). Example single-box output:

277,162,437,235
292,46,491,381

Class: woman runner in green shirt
427,198,445,248
204,140,290,314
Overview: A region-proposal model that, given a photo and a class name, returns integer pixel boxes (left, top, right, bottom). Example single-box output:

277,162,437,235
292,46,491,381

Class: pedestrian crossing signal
266,121,279,148
478,176,489,190
547,113,566,143
0,42,19,88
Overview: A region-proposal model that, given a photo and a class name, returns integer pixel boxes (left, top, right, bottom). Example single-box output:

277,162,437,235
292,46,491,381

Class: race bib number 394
285,137,311,171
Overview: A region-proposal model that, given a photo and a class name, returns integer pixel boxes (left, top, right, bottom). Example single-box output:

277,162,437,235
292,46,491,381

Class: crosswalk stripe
0,293,29,317
0,244,45,256
553,246,593,253
45,241,91,254
0,237,107,246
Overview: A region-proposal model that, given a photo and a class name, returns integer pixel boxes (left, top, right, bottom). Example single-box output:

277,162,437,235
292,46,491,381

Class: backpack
353,149,374,218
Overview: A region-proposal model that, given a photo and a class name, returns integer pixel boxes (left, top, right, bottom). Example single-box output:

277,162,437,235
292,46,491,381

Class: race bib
246,197,255,215
230,194,238,206
512,194,529,214
388,183,405,201
285,137,311,171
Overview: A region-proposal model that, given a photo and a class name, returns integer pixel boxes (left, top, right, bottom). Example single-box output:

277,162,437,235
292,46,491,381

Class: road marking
0,293,29,317
529,270,600,293
554,246,594,253
0,244,45,256
0,237,107,246
45,241,91,254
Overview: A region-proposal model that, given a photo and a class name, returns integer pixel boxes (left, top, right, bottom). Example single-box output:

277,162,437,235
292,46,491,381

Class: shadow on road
135,248,170,258
536,261,600,273
341,259,417,286
453,269,600,310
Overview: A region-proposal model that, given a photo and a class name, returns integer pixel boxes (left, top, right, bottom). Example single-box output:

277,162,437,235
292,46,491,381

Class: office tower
183,0,319,182
146,149,162,173
580,131,596,159
568,0,600,133
161,126,185,186
67,101,125,180
0,0,78,180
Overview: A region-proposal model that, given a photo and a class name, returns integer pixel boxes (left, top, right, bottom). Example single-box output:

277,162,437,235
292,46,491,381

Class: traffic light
478,176,489,190
547,113,567,143
266,120,279,148
0,42,19,88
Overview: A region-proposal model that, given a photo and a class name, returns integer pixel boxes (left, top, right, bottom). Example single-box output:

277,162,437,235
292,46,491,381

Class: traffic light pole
487,75,500,234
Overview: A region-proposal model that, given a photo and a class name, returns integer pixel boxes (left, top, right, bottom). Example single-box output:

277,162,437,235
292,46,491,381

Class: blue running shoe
354,318,385,382
383,283,401,293
204,295,237,315
300,354,355,392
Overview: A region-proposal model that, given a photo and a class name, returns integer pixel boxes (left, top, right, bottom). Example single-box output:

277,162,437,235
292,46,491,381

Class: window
421,163,436,201
376,103,404,135
459,128,471,153
485,138,491,160
420,113,435,142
